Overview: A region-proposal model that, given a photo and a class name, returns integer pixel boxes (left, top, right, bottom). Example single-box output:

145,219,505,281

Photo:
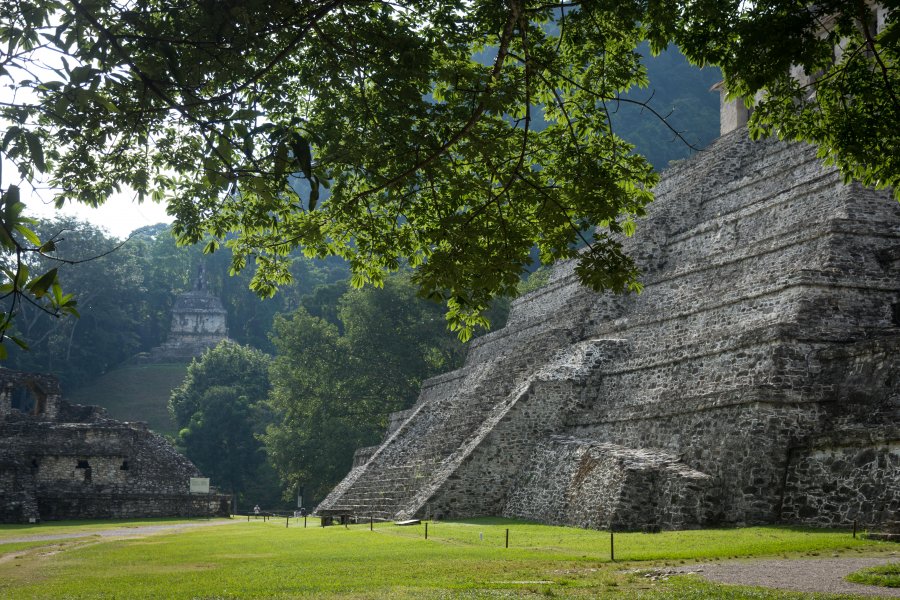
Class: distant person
253,504,260,516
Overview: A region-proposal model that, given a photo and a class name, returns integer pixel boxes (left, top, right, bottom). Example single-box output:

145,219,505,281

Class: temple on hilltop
316,88,900,531
139,264,230,363
0,369,229,523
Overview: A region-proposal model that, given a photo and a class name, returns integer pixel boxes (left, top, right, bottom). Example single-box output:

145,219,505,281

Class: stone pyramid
317,128,900,530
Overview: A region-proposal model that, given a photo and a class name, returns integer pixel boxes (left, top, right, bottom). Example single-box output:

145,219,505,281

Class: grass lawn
846,562,900,588
0,540,64,554
0,517,894,599
66,363,188,435
0,517,213,541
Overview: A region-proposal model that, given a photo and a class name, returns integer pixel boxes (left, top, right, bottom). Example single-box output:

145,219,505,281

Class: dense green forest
4,220,349,388
7,47,720,508
620,45,721,169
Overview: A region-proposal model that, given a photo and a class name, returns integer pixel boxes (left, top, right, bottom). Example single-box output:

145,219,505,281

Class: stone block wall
503,438,715,530
782,433,900,527
0,370,61,420
352,446,377,468
409,339,627,521
569,401,826,524
138,267,230,363
0,456,39,523
36,491,229,520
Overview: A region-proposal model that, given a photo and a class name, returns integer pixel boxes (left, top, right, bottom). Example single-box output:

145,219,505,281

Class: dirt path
673,557,900,597
0,518,240,544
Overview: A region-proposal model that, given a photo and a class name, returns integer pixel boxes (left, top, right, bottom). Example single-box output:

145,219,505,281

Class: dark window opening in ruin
9,384,48,416
10,387,34,413
120,460,129,470
33,392,47,415
76,460,92,482
30,458,39,469
892,302,900,327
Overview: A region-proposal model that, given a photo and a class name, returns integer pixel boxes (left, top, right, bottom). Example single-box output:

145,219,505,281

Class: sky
25,190,174,239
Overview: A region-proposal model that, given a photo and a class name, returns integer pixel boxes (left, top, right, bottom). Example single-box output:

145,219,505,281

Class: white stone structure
140,265,230,363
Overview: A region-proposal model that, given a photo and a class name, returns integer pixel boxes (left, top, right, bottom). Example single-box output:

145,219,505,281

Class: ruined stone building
0,369,228,523
318,110,900,530
140,264,230,363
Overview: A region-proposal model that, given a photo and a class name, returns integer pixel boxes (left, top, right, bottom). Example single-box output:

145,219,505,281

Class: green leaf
0,226,15,251
27,268,58,298
1,126,21,151
309,181,320,211
23,131,46,172
14,224,41,247
291,135,313,180
15,264,29,288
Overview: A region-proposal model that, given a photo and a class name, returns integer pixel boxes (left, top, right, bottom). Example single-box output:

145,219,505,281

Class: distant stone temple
318,110,899,531
0,369,229,523
141,264,230,363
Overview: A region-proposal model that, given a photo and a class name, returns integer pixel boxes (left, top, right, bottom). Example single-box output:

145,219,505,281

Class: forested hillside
496,43,721,170
4,221,349,389
620,45,721,169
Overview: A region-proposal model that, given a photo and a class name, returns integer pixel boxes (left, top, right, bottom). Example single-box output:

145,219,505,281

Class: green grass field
0,517,895,599
0,517,203,541
846,562,900,588
66,363,188,435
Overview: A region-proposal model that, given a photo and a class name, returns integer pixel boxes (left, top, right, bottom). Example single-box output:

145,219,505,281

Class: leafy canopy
169,341,279,505
1,1,897,345
264,273,466,501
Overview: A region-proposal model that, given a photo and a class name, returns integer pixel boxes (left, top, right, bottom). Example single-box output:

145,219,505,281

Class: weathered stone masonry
0,369,228,523
318,129,900,530
139,264,230,363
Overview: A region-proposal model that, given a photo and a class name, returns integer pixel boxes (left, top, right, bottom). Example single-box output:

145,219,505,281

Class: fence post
286,516,289,528
853,520,858,539
505,528,509,548
370,516,373,531
425,522,428,540
610,530,615,562
304,516,307,528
